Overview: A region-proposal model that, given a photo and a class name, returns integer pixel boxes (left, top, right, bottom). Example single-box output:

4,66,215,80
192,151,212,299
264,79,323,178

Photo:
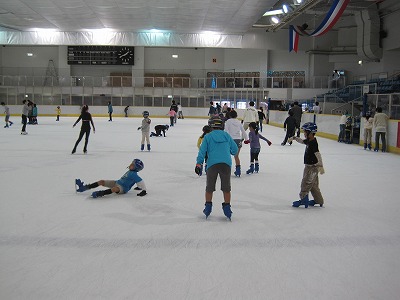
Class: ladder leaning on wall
43,59,59,86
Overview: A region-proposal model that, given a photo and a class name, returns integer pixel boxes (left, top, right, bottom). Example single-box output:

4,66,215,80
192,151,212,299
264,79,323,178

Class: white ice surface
0,117,399,300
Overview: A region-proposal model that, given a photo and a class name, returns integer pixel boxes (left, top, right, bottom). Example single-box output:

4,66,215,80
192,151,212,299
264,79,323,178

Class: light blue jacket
116,170,143,194
196,130,238,168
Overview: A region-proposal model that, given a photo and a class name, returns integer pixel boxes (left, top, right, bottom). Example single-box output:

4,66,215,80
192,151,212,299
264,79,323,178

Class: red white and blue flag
289,0,350,52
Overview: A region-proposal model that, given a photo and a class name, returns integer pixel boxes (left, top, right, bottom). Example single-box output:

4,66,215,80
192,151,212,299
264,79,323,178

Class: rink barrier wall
268,110,400,155
5,105,400,154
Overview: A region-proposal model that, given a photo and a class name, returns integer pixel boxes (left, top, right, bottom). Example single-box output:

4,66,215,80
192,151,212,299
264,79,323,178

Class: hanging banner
289,0,350,52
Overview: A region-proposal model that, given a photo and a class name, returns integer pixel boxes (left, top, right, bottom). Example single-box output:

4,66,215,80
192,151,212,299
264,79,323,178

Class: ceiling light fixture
263,9,284,16
271,16,280,24
172,54,178,58
282,4,289,14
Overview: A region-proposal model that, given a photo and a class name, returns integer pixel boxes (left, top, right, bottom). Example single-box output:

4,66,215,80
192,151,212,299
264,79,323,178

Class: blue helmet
132,159,144,172
301,122,317,133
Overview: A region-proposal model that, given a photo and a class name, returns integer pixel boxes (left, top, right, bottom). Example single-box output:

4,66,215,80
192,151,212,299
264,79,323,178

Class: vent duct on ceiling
355,5,382,62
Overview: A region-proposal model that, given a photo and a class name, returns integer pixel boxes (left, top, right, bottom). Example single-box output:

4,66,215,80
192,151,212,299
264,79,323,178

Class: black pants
21,114,27,132
109,112,112,121
282,129,295,144
375,132,386,151
250,148,261,162
295,121,301,137
73,128,90,152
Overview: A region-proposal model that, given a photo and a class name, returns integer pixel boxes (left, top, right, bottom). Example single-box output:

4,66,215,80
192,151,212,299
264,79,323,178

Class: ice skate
203,202,212,219
308,200,323,207
300,195,309,208
75,179,87,192
222,203,232,220
234,165,241,177
292,195,309,208
246,164,254,174
292,200,301,207
254,163,259,173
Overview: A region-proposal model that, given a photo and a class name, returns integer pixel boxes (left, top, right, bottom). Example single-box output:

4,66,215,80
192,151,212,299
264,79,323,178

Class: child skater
150,124,169,137
137,111,151,151
196,125,212,175
289,122,325,208
75,159,147,198
1,102,13,128
195,116,238,220
56,106,61,121
281,110,296,146
244,122,271,174
167,108,176,127
72,105,95,154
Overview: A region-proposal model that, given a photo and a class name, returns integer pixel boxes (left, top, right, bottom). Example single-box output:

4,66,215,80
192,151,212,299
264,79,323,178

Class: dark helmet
202,125,212,133
132,159,144,172
301,122,317,133
208,115,224,129
142,111,149,117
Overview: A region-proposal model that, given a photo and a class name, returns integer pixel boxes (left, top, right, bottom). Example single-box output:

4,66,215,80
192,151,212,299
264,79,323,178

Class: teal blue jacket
196,129,238,168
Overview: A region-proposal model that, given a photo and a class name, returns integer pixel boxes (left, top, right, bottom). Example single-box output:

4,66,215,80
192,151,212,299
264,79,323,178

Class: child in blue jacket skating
196,116,238,220
75,159,147,198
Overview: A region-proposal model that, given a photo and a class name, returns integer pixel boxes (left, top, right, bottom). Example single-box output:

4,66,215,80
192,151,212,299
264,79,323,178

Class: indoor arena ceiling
0,0,395,34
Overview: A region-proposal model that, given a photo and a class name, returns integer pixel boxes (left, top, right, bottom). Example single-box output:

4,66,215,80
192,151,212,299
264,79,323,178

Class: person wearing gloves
75,159,147,198
138,111,151,151
289,122,325,208
241,101,259,131
195,115,238,220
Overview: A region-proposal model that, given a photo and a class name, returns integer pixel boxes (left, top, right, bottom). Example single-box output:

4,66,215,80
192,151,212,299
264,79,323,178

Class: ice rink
1,116,399,299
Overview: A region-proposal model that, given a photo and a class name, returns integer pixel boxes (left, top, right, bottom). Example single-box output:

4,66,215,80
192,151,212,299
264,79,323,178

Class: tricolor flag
289,0,350,52
289,25,299,53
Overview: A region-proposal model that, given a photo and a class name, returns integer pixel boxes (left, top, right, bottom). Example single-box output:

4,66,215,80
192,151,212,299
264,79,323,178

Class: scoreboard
67,46,134,65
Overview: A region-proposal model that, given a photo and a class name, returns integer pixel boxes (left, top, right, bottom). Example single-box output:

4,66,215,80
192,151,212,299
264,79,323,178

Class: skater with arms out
289,122,325,208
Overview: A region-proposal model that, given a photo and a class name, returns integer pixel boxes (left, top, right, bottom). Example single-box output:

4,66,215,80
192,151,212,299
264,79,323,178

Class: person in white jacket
363,112,373,150
373,107,389,152
225,110,248,177
242,101,259,131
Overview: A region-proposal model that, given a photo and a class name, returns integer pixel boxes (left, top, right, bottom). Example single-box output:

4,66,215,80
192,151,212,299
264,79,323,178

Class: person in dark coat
281,110,297,146
289,101,303,137
150,124,169,137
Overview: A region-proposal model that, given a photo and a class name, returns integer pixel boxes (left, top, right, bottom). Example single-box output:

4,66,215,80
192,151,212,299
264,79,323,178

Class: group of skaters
197,100,324,220
3,99,325,220
74,102,184,201
338,108,389,152
1,100,40,135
